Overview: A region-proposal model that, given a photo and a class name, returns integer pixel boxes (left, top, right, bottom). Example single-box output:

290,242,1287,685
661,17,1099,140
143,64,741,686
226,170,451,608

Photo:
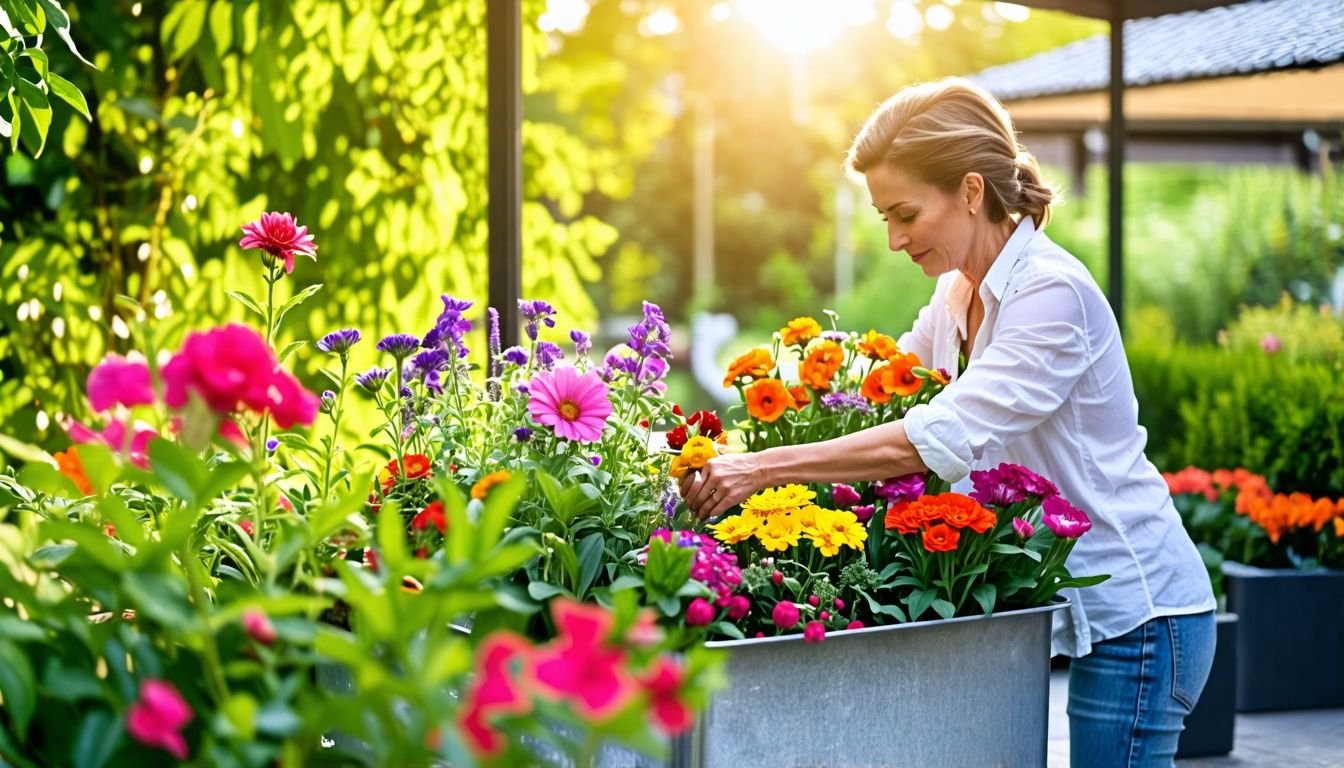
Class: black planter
1223,561,1344,711
1176,613,1237,758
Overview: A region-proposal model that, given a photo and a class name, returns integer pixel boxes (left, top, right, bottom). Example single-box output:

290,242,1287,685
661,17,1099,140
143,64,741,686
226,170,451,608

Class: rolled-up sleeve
902,276,1092,483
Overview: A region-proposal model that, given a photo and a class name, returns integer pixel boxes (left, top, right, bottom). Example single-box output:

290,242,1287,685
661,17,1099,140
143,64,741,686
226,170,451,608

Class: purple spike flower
376,334,421,360
502,346,529,366
570,329,592,357
355,367,390,392
519,299,556,341
317,328,361,355
536,341,564,369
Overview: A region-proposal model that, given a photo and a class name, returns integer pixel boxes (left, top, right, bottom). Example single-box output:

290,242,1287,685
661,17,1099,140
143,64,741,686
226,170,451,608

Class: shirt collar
982,215,1038,303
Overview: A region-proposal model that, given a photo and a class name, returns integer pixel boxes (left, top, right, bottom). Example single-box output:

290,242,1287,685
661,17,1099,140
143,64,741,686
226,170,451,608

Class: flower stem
322,355,350,499
179,537,230,703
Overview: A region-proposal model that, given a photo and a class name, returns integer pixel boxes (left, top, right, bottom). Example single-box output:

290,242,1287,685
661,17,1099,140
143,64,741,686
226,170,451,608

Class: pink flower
126,679,193,760
771,570,784,586
162,324,317,428
87,354,155,412
459,633,534,757
242,609,276,645
833,598,846,611
66,417,157,469
238,519,254,537
1260,333,1282,354
640,657,694,735
1042,495,1092,539
239,212,317,274
531,599,636,719
771,601,800,630
830,483,862,509
1012,517,1035,539
851,504,876,524
726,595,751,621
875,473,925,503
846,620,865,630
526,366,613,443
803,621,826,643
685,597,716,626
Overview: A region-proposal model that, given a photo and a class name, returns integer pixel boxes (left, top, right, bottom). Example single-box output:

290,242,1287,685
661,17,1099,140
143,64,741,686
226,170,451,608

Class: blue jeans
1067,611,1216,768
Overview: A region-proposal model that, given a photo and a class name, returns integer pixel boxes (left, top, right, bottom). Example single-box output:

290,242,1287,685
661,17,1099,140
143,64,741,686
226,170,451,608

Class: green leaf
34,0,94,65
45,71,89,120
526,581,568,601
96,494,144,549
15,76,50,156
38,522,124,570
375,502,408,573
147,438,208,504
904,588,937,621
273,283,323,331
70,710,121,768
121,571,195,632
74,443,119,494
277,340,306,363
713,621,745,640
0,639,36,735
17,461,80,498
209,0,233,52
574,532,605,598
0,616,46,642
971,583,997,615
477,473,523,554
307,478,371,544
930,599,955,620
224,290,266,321
609,575,644,592
991,542,1041,562
222,693,259,741
197,460,250,503
17,49,46,81
163,0,206,62
0,432,52,464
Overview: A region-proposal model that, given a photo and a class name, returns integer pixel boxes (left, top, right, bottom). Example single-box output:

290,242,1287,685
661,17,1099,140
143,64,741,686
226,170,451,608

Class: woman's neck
959,217,1018,291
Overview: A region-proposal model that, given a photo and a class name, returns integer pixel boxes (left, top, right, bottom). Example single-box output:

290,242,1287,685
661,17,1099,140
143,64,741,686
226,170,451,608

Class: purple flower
831,483,862,509
626,301,672,359
1012,517,1035,539
376,334,420,360
570,329,591,356
514,383,529,395
660,485,679,518
590,455,602,467
424,369,443,396
319,390,337,414
424,295,473,358
519,299,556,341
536,341,564,369
852,504,875,523
514,426,533,442
316,328,361,355
410,348,450,377
488,307,502,362
970,463,1059,506
819,392,873,415
502,346,529,366
821,331,848,343
875,473,925,503
265,437,279,452
355,367,389,393
1041,495,1092,539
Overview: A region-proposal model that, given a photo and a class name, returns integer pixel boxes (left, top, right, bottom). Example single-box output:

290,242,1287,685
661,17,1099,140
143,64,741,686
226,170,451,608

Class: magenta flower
846,620,865,630
803,620,826,643
459,633,535,757
1260,333,1282,354
87,354,155,412
242,609,277,646
831,483,862,509
1042,495,1092,539
526,366,613,443
726,595,751,621
771,601,800,630
685,597,716,626
970,463,1059,506
162,324,317,428
239,212,317,274
66,417,157,469
1012,517,1035,539
126,679,193,760
851,504,876,524
640,657,693,735
531,599,636,719
875,473,925,502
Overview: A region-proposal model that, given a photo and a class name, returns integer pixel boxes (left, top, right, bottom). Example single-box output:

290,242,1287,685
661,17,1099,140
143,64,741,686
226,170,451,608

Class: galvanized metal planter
680,599,1068,768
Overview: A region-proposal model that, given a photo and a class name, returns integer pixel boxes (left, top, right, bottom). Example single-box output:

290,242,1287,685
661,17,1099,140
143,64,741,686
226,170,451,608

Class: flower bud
242,609,277,646
686,597,716,627
819,610,831,621
771,570,784,586
846,620,865,630
807,594,820,607
834,598,846,611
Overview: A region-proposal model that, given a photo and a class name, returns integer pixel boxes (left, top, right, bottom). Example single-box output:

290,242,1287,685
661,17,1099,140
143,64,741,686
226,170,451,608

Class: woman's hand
679,451,768,520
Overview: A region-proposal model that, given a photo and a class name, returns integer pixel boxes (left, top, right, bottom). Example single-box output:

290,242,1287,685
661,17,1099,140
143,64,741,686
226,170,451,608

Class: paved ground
1047,670,1344,767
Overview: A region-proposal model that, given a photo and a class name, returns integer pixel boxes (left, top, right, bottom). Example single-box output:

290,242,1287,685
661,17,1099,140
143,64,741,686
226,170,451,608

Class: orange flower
883,500,919,534
1163,467,1217,501
944,502,997,534
1335,517,1344,538
54,449,95,496
745,378,794,423
857,330,899,361
379,453,433,493
723,348,775,388
799,341,844,391
788,385,810,410
780,317,822,347
862,364,896,405
885,352,923,397
928,368,951,386
922,523,960,553
471,470,512,500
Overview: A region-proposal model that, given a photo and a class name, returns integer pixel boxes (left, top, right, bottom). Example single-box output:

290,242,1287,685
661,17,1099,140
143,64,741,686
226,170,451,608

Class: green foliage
1223,294,1344,365
0,0,628,454
1129,333,1344,497
1,0,93,157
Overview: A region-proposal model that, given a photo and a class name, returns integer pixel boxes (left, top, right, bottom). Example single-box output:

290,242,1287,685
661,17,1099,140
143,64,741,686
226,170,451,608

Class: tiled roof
969,0,1344,101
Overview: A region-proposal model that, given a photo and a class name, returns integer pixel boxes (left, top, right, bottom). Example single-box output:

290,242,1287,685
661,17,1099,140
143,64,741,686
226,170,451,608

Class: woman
681,78,1215,767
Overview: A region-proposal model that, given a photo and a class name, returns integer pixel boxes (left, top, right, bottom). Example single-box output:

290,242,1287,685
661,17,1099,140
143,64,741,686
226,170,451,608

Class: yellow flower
710,515,760,545
780,317,822,346
742,484,817,518
669,455,691,479
791,505,825,535
681,436,718,470
857,330,900,361
471,470,512,500
807,529,848,557
757,516,802,552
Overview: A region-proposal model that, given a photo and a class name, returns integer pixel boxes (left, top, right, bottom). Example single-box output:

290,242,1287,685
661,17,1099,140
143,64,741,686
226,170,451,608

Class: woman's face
864,164,975,278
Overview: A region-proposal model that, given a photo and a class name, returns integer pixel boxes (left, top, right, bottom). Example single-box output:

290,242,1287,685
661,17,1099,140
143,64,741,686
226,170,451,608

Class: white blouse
899,216,1214,657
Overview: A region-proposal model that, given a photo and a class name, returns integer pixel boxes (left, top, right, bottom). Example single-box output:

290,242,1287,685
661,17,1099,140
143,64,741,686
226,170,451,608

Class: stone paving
1047,670,1344,767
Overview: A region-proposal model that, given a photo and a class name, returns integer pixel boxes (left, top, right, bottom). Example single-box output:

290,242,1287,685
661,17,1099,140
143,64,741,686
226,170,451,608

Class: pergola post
1108,2,1126,333
487,0,523,350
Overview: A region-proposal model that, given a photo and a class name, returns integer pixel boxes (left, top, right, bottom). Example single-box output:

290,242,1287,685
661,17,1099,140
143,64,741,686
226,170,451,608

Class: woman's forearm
759,420,929,487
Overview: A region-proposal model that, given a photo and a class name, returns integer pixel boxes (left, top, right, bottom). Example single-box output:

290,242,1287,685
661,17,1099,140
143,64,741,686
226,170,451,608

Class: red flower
239,212,317,274
665,424,689,450
378,453,432,493
458,633,535,757
531,599,637,719
412,500,447,534
640,657,694,735
686,410,723,439
238,519,255,537
922,523,960,553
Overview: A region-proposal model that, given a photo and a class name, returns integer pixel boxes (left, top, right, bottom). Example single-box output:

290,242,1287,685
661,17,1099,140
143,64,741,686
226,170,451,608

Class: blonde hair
846,77,1055,228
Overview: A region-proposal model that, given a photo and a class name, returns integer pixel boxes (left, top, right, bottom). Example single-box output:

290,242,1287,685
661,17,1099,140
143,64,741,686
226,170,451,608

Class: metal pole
1107,3,1126,333
692,100,715,301
488,0,523,350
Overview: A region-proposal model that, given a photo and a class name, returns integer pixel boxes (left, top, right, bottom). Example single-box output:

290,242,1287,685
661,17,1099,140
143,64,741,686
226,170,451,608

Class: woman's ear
962,172,985,214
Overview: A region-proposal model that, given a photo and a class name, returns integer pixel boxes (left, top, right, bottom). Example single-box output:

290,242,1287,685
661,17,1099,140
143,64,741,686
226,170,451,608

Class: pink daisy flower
239,212,317,274
527,366,612,443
